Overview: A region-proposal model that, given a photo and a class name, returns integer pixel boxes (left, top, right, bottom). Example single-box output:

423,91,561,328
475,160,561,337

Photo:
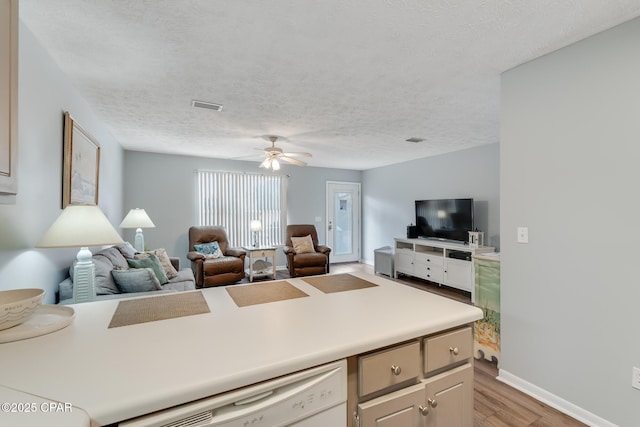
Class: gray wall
122,150,361,269
0,23,123,303
361,143,500,265
501,17,640,426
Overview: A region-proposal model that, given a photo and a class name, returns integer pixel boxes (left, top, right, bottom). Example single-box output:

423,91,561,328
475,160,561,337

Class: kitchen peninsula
0,272,482,426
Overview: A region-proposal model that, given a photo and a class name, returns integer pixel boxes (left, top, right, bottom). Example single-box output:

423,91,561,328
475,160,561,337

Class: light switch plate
517,227,529,243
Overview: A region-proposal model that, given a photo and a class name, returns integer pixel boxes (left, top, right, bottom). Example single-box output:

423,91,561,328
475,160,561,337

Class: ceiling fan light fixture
259,158,271,169
191,100,223,112
271,159,280,171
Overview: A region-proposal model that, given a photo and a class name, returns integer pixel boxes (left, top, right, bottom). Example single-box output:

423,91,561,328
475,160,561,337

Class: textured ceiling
19,1,640,170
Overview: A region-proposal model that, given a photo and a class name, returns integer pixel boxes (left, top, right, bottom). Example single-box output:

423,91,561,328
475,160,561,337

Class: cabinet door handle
419,398,438,416
449,346,459,356
391,365,402,376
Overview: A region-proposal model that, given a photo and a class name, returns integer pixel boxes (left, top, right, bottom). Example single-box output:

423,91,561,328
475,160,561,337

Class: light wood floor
328,262,587,427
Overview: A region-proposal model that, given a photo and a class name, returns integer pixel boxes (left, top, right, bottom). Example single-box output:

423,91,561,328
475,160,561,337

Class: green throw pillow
112,268,162,293
127,253,169,284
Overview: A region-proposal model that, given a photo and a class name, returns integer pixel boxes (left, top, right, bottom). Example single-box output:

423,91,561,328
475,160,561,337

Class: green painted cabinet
473,254,500,366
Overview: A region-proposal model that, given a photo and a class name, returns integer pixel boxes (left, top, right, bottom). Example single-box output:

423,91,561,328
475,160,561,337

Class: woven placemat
226,281,308,307
108,291,210,328
302,273,378,293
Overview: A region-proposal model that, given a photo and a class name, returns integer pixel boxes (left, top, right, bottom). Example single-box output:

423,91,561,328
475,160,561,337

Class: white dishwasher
119,359,347,427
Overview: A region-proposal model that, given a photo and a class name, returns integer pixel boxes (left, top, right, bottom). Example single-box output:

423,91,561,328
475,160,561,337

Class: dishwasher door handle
233,390,274,406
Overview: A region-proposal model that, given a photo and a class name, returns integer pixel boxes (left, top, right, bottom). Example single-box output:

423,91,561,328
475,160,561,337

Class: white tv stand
394,237,495,302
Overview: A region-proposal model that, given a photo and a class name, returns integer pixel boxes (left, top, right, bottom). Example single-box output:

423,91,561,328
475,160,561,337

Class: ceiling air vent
191,100,223,112
405,137,425,143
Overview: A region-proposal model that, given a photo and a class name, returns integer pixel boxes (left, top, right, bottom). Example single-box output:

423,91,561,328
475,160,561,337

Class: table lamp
36,205,124,303
119,208,155,252
250,220,262,247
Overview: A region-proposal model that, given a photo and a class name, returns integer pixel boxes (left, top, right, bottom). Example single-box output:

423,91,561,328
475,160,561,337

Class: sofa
58,243,196,304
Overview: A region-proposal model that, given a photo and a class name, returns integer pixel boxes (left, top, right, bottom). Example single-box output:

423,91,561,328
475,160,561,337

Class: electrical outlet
517,227,529,243
632,367,640,390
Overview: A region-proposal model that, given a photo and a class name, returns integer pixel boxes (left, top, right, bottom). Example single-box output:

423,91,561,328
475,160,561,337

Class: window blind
196,171,286,247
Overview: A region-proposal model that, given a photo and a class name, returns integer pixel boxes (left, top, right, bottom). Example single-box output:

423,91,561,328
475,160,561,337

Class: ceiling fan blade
282,152,312,157
279,156,307,166
230,154,262,160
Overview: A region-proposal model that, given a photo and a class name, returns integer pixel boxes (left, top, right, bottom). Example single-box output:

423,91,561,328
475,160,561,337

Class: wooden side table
242,246,277,282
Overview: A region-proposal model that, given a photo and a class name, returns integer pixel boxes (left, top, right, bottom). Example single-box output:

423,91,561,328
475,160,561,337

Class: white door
326,181,361,263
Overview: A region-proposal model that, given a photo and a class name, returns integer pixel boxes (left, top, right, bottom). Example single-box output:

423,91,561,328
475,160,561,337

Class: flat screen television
415,198,474,243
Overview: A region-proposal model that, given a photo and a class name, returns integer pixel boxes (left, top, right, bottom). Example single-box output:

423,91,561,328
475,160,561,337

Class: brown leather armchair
283,224,331,278
187,226,246,287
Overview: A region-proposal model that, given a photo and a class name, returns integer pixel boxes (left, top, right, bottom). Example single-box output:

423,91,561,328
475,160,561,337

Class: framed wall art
0,0,18,199
63,112,100,207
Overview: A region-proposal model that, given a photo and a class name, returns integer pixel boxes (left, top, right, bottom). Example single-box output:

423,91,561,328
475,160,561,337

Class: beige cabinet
350,325,474,427
358,383,425,427
422,364,473,427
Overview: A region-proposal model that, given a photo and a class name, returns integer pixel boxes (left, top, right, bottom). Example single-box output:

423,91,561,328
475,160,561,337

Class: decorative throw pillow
127,253,169,284
140,248,178,279
112,268,162,293
114,242,137,259
291,235,316,254
194,241,224,259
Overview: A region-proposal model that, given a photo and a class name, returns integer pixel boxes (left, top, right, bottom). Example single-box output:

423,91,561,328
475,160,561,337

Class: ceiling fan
258,136,312,170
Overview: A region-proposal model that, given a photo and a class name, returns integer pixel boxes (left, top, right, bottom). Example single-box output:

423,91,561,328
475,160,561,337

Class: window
196,171,286,247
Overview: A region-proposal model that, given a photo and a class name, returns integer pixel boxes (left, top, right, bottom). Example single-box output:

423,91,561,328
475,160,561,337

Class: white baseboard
497,369,617,427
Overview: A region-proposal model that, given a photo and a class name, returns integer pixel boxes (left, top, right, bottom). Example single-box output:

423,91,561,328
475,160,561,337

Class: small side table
242,246,277,282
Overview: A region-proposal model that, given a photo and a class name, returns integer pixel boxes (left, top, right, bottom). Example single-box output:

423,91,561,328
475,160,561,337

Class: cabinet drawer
413,262,444,283
253,250,273,258
414,252,443,265
359,341,420,396
423,327,472,373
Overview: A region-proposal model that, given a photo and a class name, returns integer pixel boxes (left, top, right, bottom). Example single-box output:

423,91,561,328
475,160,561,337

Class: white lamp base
72,246,96,303
134,228,145,252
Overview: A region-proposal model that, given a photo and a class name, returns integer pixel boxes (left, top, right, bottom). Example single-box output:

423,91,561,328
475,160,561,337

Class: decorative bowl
0,288,45,331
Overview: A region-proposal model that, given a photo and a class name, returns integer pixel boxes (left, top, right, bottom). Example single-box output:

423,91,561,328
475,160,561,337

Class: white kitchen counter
0,272,482,426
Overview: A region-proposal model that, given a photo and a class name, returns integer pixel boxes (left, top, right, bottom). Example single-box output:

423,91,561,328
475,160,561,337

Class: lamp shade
36,205,124,248
119,208,155,229
250,220,263,232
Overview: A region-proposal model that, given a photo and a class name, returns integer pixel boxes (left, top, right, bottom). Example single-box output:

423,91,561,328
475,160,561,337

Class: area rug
108,291,210,328
226,281,308,307
302,273,378,293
